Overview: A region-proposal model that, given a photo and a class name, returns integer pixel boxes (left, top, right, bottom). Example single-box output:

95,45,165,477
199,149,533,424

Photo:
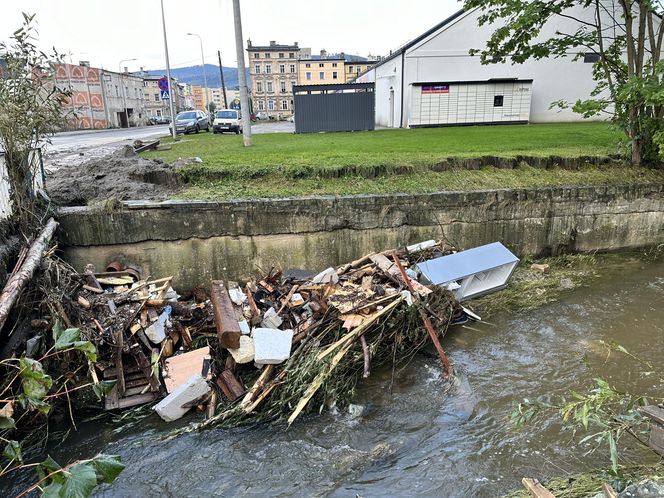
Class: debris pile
72,241,466,429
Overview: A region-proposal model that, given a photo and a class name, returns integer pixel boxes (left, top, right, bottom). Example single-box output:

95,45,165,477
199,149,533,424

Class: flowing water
3,257,663,497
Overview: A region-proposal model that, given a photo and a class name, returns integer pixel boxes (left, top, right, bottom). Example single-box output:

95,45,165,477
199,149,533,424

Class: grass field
140,123,664,200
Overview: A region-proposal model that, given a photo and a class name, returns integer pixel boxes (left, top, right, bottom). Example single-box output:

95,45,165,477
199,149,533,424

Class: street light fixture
187,32,209,112
118,58,137,128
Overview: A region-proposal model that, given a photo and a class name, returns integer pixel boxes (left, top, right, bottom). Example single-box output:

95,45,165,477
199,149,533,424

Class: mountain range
144,64,249,89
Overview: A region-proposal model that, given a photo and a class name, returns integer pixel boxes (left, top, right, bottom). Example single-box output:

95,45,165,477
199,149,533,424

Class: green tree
0,13,70,233
463,0,664,166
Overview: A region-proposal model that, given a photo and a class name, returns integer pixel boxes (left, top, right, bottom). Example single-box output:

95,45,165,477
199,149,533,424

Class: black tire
235,129,239,135
195,124,200,134
205,125,210,132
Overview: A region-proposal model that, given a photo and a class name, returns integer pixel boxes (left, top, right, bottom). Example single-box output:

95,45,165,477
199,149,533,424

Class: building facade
247,40,305,118
298,50,345,85
345,59,377,82
356,7,643,128
142,74,187,121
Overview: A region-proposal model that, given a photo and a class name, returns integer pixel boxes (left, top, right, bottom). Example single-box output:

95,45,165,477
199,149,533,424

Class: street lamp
187,32,209,112
118,58,137,128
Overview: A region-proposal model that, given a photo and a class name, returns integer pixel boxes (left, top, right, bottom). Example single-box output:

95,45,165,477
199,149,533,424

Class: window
265,64,272,74
255,64,261,73
115,85,119,97
319,71,324,80
281,99,288,110
254,53,259,59
154,94,160,102
494,95,504,107
156,109,162,117
332,62,337,67
305,63,310,68
319,63,324,68
256,81,263,93
268,100,275,110
279,53,284,58
584,53,601,63
267,81,273,92
258,100,265,110
289,64,296,73
348,65,353,73
264,53,271,58
357,66,361,73
279,64,285,73
306,72,311,80
332,71,338,79
280,81,286,93
289,52,294,58
291,81,296,90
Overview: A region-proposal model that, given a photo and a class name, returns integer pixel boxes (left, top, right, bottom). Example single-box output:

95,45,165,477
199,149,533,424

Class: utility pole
217,50,228,109
160,0,178,140
232,0,252,146
187,33,209,112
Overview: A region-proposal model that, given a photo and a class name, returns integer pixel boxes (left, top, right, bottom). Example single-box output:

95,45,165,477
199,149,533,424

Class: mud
46,146,186,206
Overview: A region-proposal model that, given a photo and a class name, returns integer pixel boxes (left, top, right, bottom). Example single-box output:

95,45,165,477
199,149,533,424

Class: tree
463,0,664,166
207,101,217,114
0,13,70,233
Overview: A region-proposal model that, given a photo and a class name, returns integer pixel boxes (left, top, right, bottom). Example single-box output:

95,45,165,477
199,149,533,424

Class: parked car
149,116,171,125
213,109,242,134
170,110,210,135
255,111,268,121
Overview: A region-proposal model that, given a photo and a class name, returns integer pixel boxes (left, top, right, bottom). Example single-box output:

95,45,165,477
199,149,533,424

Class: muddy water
4,258,664,497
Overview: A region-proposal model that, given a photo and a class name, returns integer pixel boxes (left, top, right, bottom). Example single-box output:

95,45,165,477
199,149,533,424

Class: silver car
171,110,210,135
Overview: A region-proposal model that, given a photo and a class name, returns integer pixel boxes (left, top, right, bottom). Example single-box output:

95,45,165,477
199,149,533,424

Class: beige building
247,40,309,118
298,50,345,85
345,60,377,82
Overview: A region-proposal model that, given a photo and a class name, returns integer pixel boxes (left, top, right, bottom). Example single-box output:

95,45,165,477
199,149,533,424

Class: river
3,256,663,497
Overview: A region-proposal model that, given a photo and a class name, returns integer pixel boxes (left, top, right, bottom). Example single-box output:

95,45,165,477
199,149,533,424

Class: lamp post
118,58,137,128
187,32,209,112
160,0,178,140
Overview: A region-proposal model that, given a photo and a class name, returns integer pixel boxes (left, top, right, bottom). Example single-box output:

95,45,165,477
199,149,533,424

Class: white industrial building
357,6,609,128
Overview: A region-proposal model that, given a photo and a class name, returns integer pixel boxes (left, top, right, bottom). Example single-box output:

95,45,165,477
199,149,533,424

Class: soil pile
46,146,185,206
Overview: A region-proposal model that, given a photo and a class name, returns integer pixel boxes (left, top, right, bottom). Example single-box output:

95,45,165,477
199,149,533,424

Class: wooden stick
82,284,104,294
336,251,376,275
390,251,452,375
277,284,299,315
522,478,556,498
240,365,275,409
0,218,58,333
602,483,617,498
244,370,287,414
360,335,370,378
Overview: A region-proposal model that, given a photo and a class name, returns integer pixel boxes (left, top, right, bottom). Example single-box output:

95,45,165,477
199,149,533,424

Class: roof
360,8,467,74
248,44,299,51
301,53,374,62
416,242,519,285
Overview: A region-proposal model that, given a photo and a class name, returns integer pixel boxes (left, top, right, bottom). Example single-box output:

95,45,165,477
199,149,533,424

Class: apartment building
298,50,379,85
247,40,308,118
142,74,186,121
345,58,378,82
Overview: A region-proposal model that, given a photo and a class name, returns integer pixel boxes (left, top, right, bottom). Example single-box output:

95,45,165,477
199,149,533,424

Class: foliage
463,0,664,166
0,449,124,498
206,101,217,114
0,13,70,232
510,341,662,474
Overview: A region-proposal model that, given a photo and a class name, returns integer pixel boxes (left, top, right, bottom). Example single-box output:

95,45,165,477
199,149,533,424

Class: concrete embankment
56,184,664,289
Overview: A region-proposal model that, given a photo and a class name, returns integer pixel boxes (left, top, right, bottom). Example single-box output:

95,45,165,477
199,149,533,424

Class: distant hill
144,64,250,89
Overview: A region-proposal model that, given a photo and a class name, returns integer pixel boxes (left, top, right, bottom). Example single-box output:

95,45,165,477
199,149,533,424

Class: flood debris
60,239,517,431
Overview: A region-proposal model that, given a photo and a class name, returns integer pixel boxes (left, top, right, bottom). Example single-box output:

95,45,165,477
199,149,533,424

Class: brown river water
2,257,663,497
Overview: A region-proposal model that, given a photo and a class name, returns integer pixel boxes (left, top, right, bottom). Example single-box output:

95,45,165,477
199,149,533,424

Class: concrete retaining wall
57,184,664,289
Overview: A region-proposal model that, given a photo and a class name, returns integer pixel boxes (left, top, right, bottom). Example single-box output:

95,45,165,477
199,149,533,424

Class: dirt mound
46,145,185,206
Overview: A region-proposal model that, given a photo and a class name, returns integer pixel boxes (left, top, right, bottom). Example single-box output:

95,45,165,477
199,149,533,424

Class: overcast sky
0,0,461,71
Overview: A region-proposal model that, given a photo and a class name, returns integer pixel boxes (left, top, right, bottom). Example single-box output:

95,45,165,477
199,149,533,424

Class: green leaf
52,319,64,343
581,403,589,430
3,440,22,463
59,462,97,498
608,432,618,473
55,327,81,350
92,380,116,401
41,481,63,498
38,455,63,482
72,341,97,362
0,415,15,429
91,454,124,484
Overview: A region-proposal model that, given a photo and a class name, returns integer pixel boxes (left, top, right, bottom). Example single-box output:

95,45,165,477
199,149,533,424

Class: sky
0,0,461,72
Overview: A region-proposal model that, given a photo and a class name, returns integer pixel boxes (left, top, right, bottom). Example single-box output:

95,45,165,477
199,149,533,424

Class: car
149,116,170,125
255,111,268,121
170,110,210,135
213,109,242,134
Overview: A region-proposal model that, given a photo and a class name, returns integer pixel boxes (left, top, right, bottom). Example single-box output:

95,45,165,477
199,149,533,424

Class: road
43,121,295,171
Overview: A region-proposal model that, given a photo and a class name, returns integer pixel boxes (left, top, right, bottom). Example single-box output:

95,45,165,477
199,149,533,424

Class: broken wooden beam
211,280,242,349
522,478,556,498
0,218,58,333
640,405,664,456
216,370,245,401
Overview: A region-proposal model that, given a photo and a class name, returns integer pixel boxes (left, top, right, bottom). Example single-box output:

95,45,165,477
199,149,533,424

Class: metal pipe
160,0,178,140
232,0,252,146
187,33,209,112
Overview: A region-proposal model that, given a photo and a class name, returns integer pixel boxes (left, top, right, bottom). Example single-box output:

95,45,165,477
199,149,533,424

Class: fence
293,82,375,133
0,149,45,220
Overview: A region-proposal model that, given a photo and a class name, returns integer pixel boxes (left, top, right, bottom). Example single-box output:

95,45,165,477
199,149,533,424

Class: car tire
195,124,200,134
205,125,210,132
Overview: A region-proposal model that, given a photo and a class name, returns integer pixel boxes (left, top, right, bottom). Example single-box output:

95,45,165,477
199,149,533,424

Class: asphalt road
47,125,170,153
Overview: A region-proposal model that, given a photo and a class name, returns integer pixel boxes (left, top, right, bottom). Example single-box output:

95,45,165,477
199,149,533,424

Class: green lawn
140,123,664,200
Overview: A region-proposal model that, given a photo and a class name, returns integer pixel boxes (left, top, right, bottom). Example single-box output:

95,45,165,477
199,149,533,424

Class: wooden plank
114,392,159,410
522,478,556,498
649,425,664,456
602,483,617,498
216,370,245,401
211,280,242,349
162,346,210,393
640,405,664,425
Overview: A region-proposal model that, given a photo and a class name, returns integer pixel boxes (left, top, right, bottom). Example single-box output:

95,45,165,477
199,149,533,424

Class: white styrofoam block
238,319,250,335
311,267,338,284
228,335,255,364
261,307,283,329
228,288,246,306
154,373,211,422
252,328,294,365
